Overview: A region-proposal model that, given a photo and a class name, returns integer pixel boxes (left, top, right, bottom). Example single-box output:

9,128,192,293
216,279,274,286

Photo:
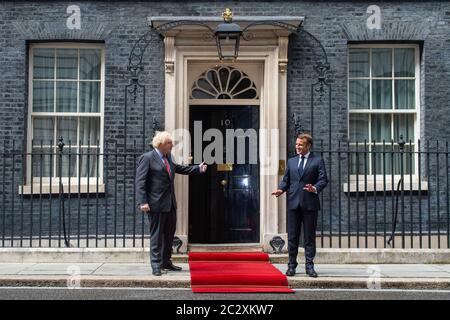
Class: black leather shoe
306,267,318,278
152,269,162,276
285,268,296,277
161,261,182,271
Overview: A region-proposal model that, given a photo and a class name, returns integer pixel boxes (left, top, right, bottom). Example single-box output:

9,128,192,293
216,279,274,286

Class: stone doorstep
0,275,450,290
1,248,450,264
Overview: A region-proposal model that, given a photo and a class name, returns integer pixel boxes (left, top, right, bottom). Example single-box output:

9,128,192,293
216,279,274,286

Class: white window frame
24,43,105,193
347,43,421,185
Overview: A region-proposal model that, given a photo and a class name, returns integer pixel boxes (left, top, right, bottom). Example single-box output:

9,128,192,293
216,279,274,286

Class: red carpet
188,252,294,293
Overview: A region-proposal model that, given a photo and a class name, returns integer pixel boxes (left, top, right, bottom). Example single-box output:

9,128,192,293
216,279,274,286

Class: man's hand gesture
199,162,208,173
303,184,317,193
272,189,284,197
140,203,151,213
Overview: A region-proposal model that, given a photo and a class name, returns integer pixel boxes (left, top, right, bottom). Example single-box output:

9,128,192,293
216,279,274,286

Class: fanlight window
191,66,258,100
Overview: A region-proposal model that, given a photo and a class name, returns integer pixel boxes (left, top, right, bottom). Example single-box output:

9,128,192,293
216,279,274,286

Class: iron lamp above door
215,8,242,61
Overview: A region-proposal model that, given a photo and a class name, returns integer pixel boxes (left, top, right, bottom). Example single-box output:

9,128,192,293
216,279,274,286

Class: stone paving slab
93,263,190,277
375,264,450,278
0,264,37,275
3,248,450,264
17,263,103,275
429,265,450,273
276,264,372,278
1,263,449,278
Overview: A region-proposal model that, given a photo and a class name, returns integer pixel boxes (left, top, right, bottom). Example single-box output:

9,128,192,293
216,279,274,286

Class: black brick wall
1,1,449,247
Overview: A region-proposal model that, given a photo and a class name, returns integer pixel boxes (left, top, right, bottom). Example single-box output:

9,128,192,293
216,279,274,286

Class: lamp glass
217,33,240,60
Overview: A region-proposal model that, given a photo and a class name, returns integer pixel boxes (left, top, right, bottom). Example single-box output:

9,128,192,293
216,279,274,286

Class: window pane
56,49,78,79
196,78,217,95
33,48,54,79
349,80,369,109
372,80,392,109
56,148,77,177
206,70,221,90
394,48,415,77
32,147,52,178
33,81,54,112
33,118,54,144
349,49,369,77
57,117,77,144
80,49,101,80
79,82,100,112
349,114,369,142
373,145,393,175
231,78,252,96
393,145,415,175
395,80,415,109
372,48,392,77
219,67,229,92
56,81,77,112
80,148,99,177
228,69,241,92
191,89,215,99
80,118,100,146
394,114,414,142
349,145,369,175
371,114,392,142
234,88,257,99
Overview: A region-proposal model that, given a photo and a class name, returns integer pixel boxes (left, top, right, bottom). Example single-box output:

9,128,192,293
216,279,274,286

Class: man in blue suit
272,133,328,277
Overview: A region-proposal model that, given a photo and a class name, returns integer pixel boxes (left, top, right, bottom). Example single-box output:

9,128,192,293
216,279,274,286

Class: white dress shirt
155,148,203,172
298,151,311,170
298,152,317,193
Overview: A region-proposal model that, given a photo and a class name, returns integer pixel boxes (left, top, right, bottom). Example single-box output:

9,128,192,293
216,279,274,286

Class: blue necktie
298,155,305,177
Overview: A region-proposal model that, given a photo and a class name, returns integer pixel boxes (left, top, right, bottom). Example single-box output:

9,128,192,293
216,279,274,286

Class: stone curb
0,276,449,290
0,276,191,288
288,277,450,290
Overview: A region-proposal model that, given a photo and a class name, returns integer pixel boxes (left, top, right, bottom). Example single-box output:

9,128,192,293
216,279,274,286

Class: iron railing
0,137,449,249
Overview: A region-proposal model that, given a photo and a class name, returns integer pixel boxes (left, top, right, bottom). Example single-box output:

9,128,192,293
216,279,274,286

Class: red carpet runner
188,252,294,293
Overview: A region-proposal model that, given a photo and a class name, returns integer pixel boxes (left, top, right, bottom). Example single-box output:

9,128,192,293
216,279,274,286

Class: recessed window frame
347,43,421,182
26,42,105,188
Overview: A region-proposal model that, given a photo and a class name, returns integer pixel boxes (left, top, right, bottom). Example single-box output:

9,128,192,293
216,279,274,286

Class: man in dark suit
136,131,207,276
272,133,328,278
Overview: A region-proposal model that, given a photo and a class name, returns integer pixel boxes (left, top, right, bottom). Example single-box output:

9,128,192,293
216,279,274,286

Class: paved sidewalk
1,263,450,290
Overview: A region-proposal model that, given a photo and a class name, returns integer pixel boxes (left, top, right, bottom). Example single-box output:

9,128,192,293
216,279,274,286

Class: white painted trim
27,43,105,186
18,183,106,195
347,44,420,178
342,181,428,193
189,100,260,106
163,39,288,251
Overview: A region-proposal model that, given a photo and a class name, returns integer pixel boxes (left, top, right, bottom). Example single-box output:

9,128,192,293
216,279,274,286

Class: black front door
188,105,260,243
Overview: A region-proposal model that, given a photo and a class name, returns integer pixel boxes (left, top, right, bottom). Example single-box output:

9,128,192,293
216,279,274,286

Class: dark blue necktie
298,155,305,177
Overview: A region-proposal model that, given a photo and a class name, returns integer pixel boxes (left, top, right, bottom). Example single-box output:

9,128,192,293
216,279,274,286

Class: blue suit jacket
135,150,200,212
278,153,328,211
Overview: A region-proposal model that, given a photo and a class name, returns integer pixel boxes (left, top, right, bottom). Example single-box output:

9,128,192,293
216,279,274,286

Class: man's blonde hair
152,131,173,148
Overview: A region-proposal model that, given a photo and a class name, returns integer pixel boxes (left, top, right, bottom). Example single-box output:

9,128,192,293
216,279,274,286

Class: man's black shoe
161,261,182,271
306,267,318,278
152,269,162,276
285,268,296,277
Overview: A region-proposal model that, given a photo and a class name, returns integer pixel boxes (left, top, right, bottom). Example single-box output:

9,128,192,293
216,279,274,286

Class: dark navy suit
135,150,200,270
278,152,328,269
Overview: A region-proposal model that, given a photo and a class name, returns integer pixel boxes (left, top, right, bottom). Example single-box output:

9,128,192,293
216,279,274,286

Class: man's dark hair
297,133,313,146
